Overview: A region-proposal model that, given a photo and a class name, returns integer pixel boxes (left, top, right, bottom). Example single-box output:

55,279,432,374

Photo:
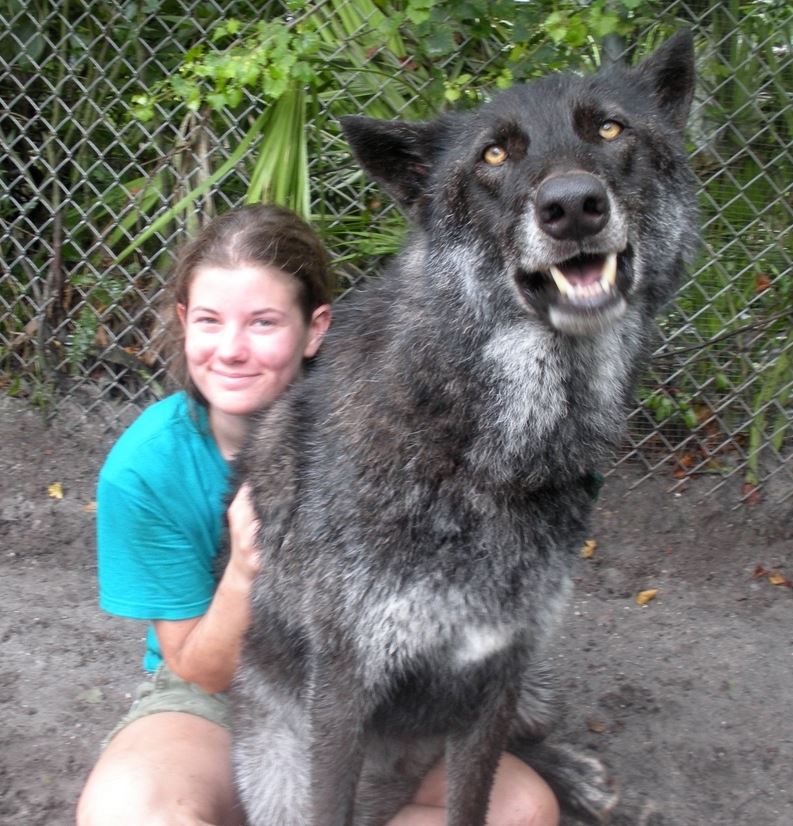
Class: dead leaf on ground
83,501,97,513
47,483,64,500
580,539,597,559
750,565,791,587
586,717,608,734
742,482,762,506
77,687,104,704
635,588,658,606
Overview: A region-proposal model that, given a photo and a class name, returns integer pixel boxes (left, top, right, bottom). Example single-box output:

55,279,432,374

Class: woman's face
177,263,329,418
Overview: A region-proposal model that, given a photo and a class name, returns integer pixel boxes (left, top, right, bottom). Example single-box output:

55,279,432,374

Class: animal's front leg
307,649,368,826
445,667,521,826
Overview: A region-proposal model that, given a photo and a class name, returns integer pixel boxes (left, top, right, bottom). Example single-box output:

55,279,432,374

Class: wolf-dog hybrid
232,31,698,826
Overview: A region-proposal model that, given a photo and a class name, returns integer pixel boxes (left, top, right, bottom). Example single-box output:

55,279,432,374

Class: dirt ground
1,392,791,826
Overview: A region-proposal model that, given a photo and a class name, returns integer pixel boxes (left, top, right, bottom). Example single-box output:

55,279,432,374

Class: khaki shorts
103,665,231,748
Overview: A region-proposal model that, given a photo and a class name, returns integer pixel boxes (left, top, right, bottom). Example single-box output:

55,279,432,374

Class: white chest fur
356,584,522,689
453,623,515,667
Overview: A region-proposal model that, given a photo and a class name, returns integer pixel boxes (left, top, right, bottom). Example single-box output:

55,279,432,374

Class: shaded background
1,0,791,502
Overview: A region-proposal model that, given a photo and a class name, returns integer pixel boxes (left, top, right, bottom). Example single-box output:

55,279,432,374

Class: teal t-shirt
97,392,231,672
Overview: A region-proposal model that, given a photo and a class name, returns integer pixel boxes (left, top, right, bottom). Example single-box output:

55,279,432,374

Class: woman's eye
599,120,624,141
483,144,508,166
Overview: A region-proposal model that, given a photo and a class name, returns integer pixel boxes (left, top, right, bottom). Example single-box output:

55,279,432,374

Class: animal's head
340,31,698,337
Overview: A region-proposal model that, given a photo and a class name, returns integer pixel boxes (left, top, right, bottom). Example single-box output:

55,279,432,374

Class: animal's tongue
558,256,603,287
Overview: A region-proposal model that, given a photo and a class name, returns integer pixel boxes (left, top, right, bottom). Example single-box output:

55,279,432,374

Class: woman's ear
304,304,332,359
176,302,187,330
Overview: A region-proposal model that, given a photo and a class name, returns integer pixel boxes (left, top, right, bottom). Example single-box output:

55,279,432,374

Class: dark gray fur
232,31,698,826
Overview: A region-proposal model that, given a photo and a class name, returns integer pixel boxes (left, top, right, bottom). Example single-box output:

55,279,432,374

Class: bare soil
1,393,791,826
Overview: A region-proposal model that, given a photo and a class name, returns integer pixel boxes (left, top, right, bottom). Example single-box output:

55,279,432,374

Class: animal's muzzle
535,173,610,241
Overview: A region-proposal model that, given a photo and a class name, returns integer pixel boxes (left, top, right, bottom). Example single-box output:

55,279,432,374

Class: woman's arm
154,485,260,693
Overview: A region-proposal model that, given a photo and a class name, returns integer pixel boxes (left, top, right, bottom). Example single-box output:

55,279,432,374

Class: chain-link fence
1,0,791,501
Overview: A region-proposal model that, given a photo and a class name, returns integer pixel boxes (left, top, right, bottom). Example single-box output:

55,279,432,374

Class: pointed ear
340,116,446,212
636,29,696,130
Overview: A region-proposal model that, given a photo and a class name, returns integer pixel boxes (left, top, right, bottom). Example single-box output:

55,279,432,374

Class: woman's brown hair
161,203,334,403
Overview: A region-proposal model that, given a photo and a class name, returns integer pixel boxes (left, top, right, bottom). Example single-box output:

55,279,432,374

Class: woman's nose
217,325,248,361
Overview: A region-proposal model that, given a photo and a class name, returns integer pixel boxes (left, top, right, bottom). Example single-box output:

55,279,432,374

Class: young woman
77,204,559,826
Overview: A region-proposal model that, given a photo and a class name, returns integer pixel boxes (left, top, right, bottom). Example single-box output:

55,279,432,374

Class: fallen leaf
83,501,97,513
580,539,597,559
755,273,771,293
586,717,608,733
742,482,762,506
768,573,792,588
77,687,104,704
635,588,658,606
47,483,64,500
752,564,769,579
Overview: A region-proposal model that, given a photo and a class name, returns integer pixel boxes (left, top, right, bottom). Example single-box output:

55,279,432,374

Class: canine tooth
549,265,570,295
602,252,618,287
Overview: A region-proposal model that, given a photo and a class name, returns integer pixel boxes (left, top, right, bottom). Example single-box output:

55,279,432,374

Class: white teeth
549,252,618,301
602,252,617,287
549,264,571,296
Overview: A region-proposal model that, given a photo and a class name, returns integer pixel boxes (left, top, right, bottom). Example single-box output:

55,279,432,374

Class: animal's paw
546,744,619,823
512,740,618,824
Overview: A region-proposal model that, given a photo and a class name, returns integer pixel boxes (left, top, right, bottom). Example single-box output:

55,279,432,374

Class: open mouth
515,249,633,335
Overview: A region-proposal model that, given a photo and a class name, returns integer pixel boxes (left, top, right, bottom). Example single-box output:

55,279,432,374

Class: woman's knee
77,752,164,826
77,712,239,826
411,751,560,826
489,753,560,826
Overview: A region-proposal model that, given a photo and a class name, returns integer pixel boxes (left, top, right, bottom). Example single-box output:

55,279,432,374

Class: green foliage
641,387,701,432
2,0,791,488
117,0,659,262
543,0,636,47
132,15,323,117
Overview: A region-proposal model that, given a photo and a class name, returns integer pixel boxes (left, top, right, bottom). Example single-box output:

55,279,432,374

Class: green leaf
544,11,569,45
263,75,289,101
206,91,229,110
133,105,155,122
226,87,243,108
406,0,434,25
424,27,456,57
682,408,699,430
495,68,513,90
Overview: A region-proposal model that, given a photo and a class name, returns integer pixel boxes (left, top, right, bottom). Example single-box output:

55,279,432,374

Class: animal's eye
598,120,624,141
483,145,508,166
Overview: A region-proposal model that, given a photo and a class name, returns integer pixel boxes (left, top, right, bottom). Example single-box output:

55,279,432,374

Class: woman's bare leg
77,712,243,826
387,752,560,826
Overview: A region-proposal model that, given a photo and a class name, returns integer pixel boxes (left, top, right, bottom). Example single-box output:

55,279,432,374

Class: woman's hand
154,483,262,692
225,483,261,585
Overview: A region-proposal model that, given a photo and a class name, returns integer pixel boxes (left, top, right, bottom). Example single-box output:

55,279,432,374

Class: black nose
535,173,610,241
